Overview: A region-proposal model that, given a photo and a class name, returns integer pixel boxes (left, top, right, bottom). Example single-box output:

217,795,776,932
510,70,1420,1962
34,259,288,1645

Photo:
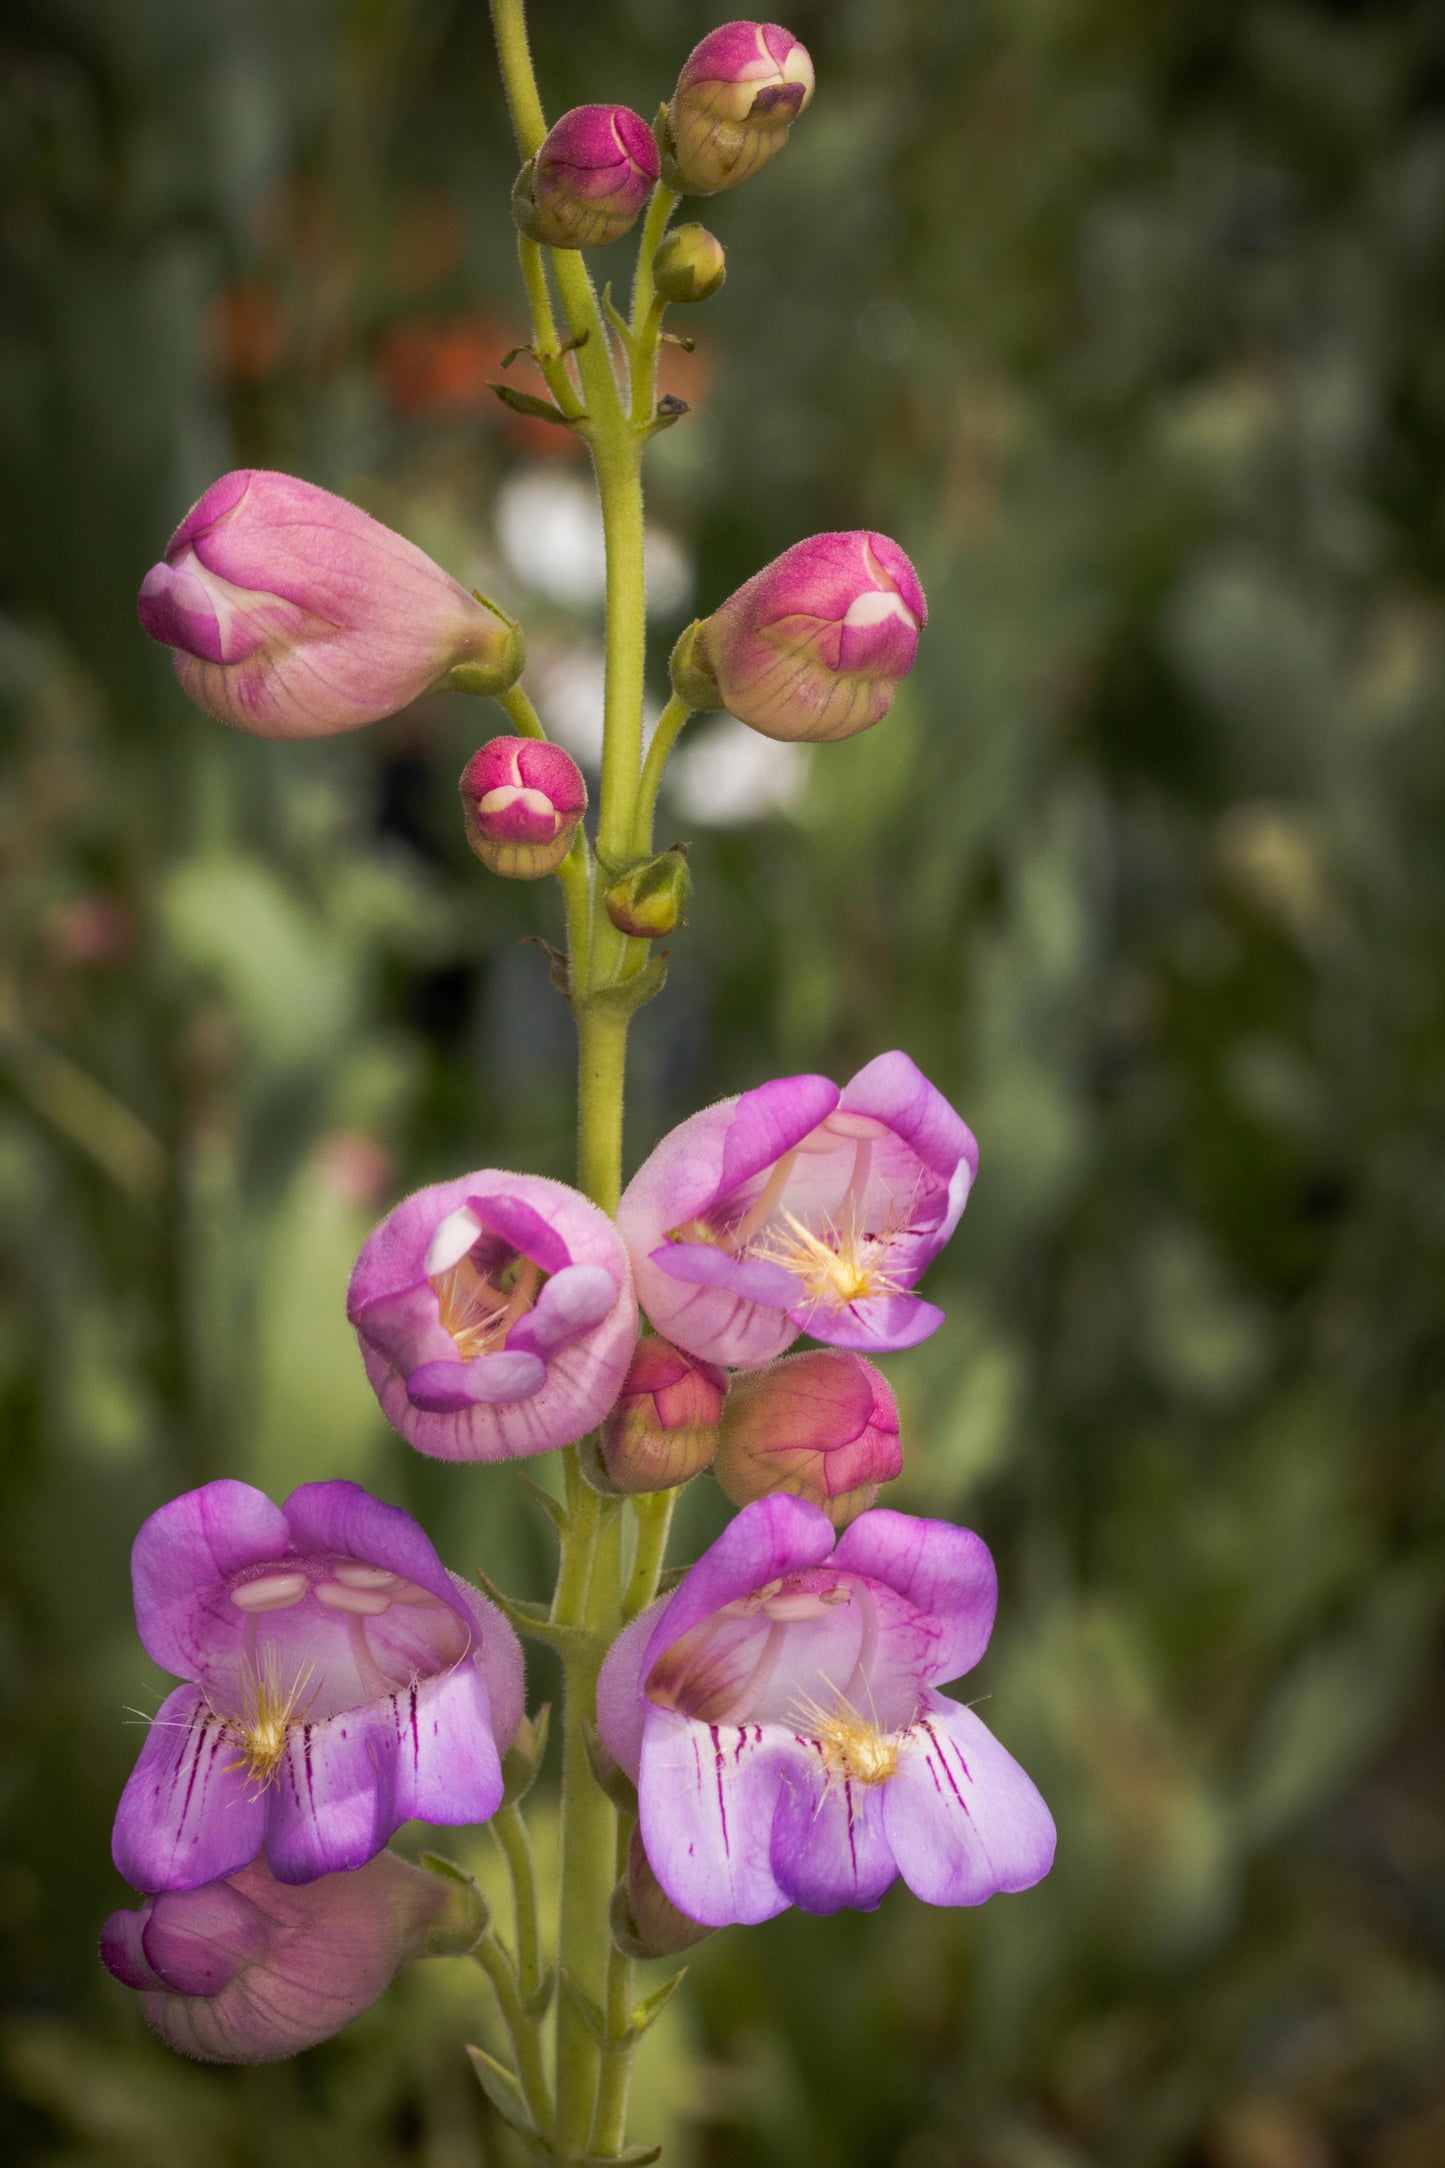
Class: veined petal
405,1351,547,1411
133,1481,291,1679
637,1709,797,1927
770,1752,898,1914
505,1263,618,1357
833,1511,997,1682
789,1290,946,1352
648,1242,800,1307
643,1492,835,1672
112,1685,266,1892
597,1605,660,1781
883,1693,1056,1907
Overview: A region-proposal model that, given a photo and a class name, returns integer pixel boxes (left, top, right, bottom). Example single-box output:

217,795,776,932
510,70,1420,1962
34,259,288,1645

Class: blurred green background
3,0,1444,2162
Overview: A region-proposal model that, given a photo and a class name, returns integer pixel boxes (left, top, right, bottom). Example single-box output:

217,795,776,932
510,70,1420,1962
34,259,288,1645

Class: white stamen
330,1563,398,1589
315,1582,392,1615
230,1572,309,1612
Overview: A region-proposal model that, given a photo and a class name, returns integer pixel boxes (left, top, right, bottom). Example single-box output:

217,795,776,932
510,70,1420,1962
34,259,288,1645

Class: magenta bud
610,1824,716,1958
100,1851,482,2064
662,21,815,196
694,530,926,742
459,736,587,879
713,1349,902,1528
599,1336,727,1492
513,105,660,250
137,470,524,739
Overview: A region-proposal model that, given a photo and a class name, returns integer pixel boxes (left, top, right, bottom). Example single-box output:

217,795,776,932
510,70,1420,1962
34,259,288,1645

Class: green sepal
629,1967,689,2039
473,1566,598,1657
604,846,691,940
584,954,670,1018
500,1705,551,1803
488,380,582,428
523,1966,556,2020
465,2046,543,2147
559,1967,610,2050
417,1852,490,1954
519,1473,569,1534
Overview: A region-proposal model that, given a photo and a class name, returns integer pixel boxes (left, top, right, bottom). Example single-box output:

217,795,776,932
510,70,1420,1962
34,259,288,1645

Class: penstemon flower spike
109,7,1054,2160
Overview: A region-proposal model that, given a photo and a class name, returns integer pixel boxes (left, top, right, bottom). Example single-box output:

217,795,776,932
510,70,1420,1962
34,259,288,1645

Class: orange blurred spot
206,282,289,385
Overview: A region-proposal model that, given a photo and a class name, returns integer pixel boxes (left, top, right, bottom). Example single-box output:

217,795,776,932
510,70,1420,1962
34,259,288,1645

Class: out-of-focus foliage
3,0,1443,2163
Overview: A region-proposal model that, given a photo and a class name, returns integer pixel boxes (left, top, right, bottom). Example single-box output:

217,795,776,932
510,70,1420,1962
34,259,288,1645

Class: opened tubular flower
598,1494,1055,1925
112,1480,523,1892
102,1850,483,2064
137,469,523,739
678,531,925,742
348,1172,638,1461
714,1349,901,1526
662,22,815,196
616,1050,976,1369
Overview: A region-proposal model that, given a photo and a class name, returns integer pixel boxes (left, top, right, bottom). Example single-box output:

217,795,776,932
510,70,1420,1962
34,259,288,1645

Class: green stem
588,1814,636,2157
491,1802,544,2005
624,1488,677,1619
627,185,680,428
517,239,585,416
498,681,547,739
488,0,547,156
632,693,693,857
473,1934,553,2138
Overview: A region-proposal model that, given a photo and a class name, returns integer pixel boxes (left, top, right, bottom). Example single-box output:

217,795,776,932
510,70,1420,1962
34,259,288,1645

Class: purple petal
637,1709,797,1927
505,1263,618,1357
840,1049,977,1201
405,1351,548,1411
101,1905,164,1991
279,1479,461,1617
769,1757,898,1914
643,1494,835,1674
262,1659,504,1884
467,1187,574,1275
141,1880,271,1995
596,1605,661,1781
833,1511,997,1683
883,1693,1056,1906
790,1291,947,1352
112,1686,266,1892
132,1481,291,1679
648,1242,800,1307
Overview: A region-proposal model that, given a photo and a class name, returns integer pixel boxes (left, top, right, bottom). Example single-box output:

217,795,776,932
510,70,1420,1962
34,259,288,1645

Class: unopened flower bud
668,619,721,712
604,846,691,939
693,530,925,743
652,224,727,304
138,471,526,740
662,22,814,196
513,105,660,250
714,1349,902,1527
610,1824,715,1959
500,1705,550,1805
599,1336,726,1492
460,737,587,879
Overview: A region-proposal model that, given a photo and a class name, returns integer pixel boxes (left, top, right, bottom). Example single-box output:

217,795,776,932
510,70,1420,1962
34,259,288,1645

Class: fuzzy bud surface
715,1349,901,1525
694,530,925,743
101,1850,479,2063
460,737,587,879
137,470,522,738
652,224,727,304
662,22,815,196
514,105,659,249
600,1337,727,1492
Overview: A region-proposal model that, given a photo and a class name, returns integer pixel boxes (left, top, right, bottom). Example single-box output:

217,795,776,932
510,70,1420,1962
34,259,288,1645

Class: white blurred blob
495,468,693,615
668,716,811,826
528,642,606,764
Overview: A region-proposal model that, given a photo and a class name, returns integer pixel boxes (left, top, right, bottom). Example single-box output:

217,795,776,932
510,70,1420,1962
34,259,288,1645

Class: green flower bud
652,224,727,305
668,618,721,711
604,846,691,939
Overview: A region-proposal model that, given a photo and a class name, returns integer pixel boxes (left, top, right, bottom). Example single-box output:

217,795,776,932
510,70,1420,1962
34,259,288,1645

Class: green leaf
520,1474,568,1533
628,1968,688,2038
487,380,581,426
464,2046,539,2145
559,1968,610,2049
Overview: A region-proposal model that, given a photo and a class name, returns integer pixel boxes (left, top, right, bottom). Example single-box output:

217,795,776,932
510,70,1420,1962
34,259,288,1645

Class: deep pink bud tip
460,736,587,880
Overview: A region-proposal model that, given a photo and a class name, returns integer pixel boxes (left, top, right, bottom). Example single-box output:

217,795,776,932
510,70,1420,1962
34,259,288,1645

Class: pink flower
599,1337,728,1492
102,1850,483,2064
513,105,659,249
714,1349,901,1526
686,531,926,742
598,1495,1055,1924
616,1051,976,1368
460,736,587,879
663,23,815,196
348,1172,638,1461
112,1480,523,1892
138,469,523,738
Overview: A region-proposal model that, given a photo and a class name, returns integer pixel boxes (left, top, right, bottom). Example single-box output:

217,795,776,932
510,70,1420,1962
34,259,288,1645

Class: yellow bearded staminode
431,1250,540,1360
223,1646,318,1792
793,1688,903,1791
754,1208,909,1314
